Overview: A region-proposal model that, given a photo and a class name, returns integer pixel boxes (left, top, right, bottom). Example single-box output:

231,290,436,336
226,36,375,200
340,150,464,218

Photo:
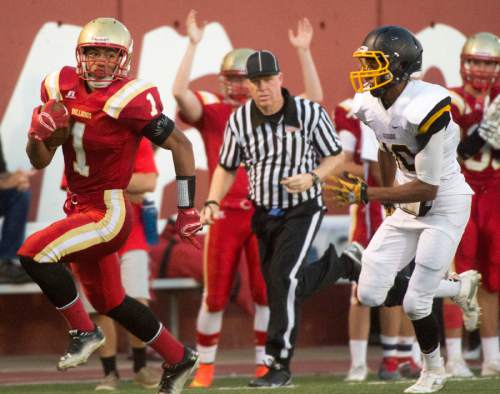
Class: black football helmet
350,25,423,97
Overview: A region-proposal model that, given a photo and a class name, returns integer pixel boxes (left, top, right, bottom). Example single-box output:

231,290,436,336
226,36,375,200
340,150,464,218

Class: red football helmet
76,18,133,88
460,32,500,92
219,48,254,105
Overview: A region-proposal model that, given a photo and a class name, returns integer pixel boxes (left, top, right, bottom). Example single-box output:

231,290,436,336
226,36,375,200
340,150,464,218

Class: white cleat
445,357,474,378
404,362,447,393
345,364,368,382
57,326,105,371
481,359,500,376
451,270,481,332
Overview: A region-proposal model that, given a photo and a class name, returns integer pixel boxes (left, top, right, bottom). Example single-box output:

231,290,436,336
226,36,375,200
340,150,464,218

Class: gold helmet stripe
103,79,154,119
34,190,126,263
44,69,63,100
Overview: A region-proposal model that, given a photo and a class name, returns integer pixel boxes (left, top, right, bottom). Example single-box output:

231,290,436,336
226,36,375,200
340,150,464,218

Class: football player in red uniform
172,10,324,387
74,138,161,390
18,18,201,394
334,100,420,382
444,32,500,377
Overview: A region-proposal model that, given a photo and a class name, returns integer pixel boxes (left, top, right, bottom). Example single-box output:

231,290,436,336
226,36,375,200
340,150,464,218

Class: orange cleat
255,364,268,378
189,363,215,388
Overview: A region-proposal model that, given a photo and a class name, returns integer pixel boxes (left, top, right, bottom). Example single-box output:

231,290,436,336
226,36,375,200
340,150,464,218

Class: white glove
478,95,500,149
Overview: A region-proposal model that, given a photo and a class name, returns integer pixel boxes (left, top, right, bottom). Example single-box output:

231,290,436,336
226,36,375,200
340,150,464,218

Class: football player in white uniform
328,26,480,393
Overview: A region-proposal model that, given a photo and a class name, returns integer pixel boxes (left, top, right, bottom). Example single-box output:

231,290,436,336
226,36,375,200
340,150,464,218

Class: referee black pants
252,198,340,368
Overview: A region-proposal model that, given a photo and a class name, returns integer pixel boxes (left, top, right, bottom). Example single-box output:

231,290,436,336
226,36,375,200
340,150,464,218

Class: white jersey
353,79,472,199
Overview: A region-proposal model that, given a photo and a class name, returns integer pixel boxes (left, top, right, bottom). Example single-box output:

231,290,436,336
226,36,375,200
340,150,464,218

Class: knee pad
19,257,77,308
403,290,433,320
357,285,386,307
106,295,160,342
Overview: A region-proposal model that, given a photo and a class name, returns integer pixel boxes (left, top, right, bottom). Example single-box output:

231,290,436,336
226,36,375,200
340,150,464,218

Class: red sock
149,327,185,365
255,330,267,346
197,332,220,346
57,297,94,331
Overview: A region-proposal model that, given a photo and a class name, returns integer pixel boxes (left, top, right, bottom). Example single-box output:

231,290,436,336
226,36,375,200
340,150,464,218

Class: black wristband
176,175,195,208
309,171,321,185
204,200,220,208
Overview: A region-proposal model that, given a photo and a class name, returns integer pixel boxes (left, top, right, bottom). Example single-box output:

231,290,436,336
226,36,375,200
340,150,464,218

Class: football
41,101,71,149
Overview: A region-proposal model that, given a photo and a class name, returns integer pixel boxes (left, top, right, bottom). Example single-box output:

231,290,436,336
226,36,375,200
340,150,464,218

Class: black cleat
57,325,105,370
158,346,199,394
248,358,291,388
340,242,364,281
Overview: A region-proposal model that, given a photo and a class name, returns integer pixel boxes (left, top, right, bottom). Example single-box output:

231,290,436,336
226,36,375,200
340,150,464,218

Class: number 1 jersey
40,66,163,194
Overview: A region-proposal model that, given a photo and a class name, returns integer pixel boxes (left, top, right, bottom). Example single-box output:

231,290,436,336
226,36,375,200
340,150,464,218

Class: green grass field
1,375,499,394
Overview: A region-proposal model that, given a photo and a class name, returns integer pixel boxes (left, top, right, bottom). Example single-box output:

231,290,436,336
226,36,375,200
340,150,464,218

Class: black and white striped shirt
219,89,342,209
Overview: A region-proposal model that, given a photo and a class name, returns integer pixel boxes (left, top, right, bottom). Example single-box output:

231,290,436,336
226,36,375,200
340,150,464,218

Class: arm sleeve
218,115,242,170
414,129,444,186
416,97,451,152
312,106,342,157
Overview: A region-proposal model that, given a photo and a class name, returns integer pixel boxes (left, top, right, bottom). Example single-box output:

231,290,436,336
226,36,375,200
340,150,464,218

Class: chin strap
87,78,113,89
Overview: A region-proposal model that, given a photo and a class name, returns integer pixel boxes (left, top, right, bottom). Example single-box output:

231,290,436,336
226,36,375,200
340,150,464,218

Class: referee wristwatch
308,171,321,185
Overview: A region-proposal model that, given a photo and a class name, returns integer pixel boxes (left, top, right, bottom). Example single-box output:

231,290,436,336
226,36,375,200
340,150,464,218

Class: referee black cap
246,50,280,79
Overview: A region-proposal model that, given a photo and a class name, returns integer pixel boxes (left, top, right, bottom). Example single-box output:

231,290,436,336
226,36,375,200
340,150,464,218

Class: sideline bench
0,278,200,338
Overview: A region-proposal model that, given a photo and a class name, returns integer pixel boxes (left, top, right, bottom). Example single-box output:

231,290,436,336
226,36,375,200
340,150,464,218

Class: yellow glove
324,172,368,205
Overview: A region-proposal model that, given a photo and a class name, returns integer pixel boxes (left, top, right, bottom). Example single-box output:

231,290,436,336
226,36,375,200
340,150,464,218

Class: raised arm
172,9,205,124
289,18,324,102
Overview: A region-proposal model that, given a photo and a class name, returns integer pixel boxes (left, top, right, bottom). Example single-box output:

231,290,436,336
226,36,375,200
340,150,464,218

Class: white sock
435,279,461,298
196,303,223,364
422,344,442,370
254,304,270,365
254,304,270,332
481,336,499,363
380,335,398,358
397,336,414,358
445,338,462,360
349,339,368,367
412,341,423,367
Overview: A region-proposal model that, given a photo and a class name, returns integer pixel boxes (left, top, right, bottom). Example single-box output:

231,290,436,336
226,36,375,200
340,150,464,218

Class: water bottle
142,194,159,245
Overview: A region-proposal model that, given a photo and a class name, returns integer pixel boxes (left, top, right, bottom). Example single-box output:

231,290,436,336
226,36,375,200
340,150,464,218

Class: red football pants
18,189,132,312
204,206,267,311
349,201,384,247
455,183,500,292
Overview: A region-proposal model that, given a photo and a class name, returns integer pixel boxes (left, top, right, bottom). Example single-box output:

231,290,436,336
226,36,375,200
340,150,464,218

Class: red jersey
120,138,158,255
41,66,163,194
60,139,158,254
449,86,500,188
179,91,249,202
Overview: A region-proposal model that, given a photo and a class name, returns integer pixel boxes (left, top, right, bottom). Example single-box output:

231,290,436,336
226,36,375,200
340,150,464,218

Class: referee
201,50,362,387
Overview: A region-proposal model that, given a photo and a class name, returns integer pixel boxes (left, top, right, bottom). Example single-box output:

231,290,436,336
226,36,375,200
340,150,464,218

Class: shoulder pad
448,88,466,115
404,81,451,127
103,79,163,120
196,91,222,106
42,66,78,101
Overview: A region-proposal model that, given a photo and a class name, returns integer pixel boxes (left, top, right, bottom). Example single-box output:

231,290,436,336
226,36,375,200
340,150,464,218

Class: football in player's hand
41,101,71,149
